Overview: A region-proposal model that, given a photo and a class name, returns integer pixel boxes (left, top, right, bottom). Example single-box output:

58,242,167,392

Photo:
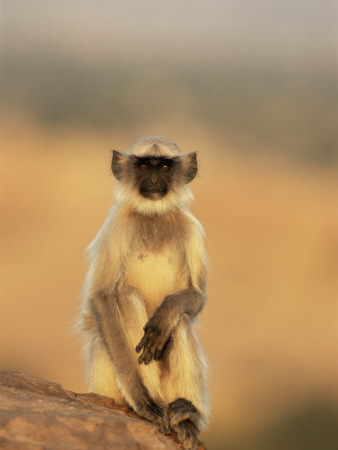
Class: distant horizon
3,0,335,66
2,0,337,164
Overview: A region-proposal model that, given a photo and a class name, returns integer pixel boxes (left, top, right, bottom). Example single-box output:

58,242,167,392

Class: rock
0,371,206,449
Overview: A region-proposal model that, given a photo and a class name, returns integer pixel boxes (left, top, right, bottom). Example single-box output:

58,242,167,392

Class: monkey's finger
138,347,154,365
137,347,150,363
157,415,171,435
137,343,151,363
138,327,164,363
142,353,154,365
151,334,167,359
138,352,148,364
144,400,164,417
140,401,170,435
135,335,146,353
154,348,163,361
154,334,171,361
139,337,158,364
137,351,145,364
136,329,152,353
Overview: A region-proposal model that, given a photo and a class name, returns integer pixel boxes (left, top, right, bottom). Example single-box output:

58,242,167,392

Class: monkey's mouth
140,188,168,200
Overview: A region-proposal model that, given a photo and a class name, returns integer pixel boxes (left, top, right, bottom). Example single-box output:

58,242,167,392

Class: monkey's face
111,142,198,214
133,157,175,200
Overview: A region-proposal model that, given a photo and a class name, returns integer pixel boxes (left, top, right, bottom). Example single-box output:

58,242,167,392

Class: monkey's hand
136,311,174,365
135,394,170,435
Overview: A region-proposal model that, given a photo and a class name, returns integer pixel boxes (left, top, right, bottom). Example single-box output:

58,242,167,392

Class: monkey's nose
150,174,159,185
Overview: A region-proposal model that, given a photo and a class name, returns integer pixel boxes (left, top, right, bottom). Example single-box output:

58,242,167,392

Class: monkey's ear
182,152,198,183
111,150,124,180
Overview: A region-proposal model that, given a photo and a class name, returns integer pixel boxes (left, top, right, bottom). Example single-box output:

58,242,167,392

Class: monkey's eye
159,163,170,172
139,163,150,171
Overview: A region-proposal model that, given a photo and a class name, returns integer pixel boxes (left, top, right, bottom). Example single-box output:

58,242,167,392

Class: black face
134,157,176,200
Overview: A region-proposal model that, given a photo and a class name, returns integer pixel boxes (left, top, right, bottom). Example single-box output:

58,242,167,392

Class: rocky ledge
0,371,206,449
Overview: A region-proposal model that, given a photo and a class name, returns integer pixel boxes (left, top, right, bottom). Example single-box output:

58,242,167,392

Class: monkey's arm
136,221,207,364
91,292,170,434
136,287,206,364
84,216,169,434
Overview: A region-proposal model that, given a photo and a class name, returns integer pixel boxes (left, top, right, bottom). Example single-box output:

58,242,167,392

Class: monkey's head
111,137,198,215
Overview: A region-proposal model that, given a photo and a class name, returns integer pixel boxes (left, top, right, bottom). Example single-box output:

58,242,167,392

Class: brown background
1,2,337,449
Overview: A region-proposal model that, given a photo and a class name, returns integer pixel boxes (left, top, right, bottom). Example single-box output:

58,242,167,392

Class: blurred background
1,1,338,449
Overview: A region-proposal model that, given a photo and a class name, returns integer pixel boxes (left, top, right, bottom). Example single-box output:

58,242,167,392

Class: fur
78,137,209,449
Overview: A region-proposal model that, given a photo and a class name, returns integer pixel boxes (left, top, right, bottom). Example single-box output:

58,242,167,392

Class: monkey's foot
168,398,200,427
168,398,200,450
172,419,199,450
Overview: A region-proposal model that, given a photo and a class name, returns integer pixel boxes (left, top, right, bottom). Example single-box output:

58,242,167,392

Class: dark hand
136,313,172,364
136,397,170,435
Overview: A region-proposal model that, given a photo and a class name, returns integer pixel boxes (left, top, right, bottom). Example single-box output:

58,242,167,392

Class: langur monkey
78,137,209,450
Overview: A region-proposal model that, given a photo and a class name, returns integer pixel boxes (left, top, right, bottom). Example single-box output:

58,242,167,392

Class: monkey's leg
92,288,170,435
88,335,126,405
117,286,164,406
164,316,209,449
